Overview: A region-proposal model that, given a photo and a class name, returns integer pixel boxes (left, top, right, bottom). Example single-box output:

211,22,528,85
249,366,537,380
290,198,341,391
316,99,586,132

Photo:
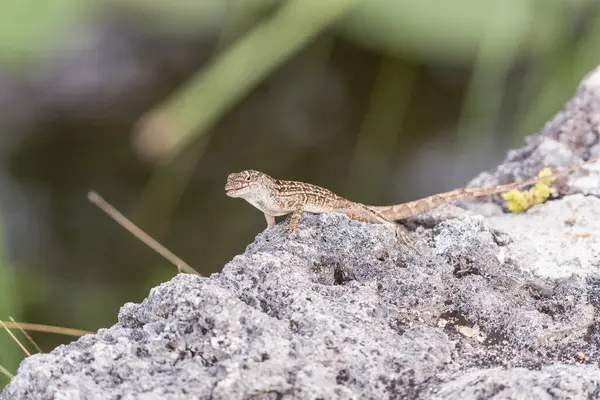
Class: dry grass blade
9,316,43,353
0,320,30,357
0,321,93,337
87,191,200,276
0,363,13,379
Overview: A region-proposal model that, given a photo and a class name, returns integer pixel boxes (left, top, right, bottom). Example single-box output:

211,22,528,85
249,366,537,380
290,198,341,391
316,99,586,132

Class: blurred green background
1,0,599,388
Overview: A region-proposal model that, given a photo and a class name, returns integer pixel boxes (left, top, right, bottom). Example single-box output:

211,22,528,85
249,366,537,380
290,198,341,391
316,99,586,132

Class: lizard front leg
286,210,304,232
264,214,276,227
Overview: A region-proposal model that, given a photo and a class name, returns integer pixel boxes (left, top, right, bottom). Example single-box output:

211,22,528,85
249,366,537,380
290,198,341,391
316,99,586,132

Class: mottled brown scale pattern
225,170,399,235
274,181,349,210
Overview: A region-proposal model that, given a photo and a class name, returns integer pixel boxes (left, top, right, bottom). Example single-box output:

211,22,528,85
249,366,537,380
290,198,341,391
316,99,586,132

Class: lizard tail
372,154,600,221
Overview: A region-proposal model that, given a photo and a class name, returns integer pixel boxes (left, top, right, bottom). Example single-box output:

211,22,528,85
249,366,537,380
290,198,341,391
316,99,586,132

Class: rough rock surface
2,167,600,399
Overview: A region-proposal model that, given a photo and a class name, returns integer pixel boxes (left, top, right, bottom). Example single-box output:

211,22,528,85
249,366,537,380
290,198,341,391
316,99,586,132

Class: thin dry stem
0,363,13,379
9,316,43,353
0,320,30,357
0,321,93,337
87,191,200,276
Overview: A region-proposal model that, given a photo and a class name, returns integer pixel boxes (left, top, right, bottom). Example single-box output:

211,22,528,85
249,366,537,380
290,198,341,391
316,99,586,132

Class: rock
2,184,600,399
431,365,600,399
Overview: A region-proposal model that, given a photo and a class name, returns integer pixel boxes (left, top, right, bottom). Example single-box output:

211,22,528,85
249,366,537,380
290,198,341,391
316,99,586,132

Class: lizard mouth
225,183,248,195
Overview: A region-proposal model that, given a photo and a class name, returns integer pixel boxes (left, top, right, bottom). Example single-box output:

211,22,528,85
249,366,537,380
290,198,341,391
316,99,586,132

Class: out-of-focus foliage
131,0,599,161
341,0,533,63
99,0,232,33
135,0,359,162
1,0,598,151
0,0,90,65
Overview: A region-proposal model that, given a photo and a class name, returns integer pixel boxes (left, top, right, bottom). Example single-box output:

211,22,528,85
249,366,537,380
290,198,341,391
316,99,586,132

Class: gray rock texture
3,68,600,400
2,188,600,399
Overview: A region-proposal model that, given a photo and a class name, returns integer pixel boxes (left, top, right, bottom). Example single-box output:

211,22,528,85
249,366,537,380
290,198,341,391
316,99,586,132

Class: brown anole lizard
225,155,600,243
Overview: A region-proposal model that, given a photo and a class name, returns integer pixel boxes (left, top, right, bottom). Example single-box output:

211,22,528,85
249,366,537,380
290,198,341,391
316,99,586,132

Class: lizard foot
392,224,415,250
285,221,299,233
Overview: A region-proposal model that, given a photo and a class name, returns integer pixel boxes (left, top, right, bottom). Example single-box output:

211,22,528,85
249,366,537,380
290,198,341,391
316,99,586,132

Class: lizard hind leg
345,204,414,248
393,224,413,248
367,209,414,249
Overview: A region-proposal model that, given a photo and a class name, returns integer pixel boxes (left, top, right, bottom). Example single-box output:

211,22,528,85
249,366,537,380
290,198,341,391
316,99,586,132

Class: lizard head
225,170,274,198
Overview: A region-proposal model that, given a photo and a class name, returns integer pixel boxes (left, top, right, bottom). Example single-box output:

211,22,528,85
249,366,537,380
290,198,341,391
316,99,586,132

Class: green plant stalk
454,1,523,153
513,0,571,141
140,0,358,162
517,4,600,140
345,57,417,202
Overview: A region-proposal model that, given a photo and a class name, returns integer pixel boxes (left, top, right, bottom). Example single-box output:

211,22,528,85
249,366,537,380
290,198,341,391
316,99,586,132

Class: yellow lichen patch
502,168,556,213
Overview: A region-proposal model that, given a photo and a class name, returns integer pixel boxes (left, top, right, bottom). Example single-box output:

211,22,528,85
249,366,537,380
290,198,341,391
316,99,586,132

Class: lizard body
224,170,398,232
225,155,600,240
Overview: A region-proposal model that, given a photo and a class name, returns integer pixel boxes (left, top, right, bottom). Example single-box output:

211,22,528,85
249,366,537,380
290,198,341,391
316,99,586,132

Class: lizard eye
245,176,251,181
